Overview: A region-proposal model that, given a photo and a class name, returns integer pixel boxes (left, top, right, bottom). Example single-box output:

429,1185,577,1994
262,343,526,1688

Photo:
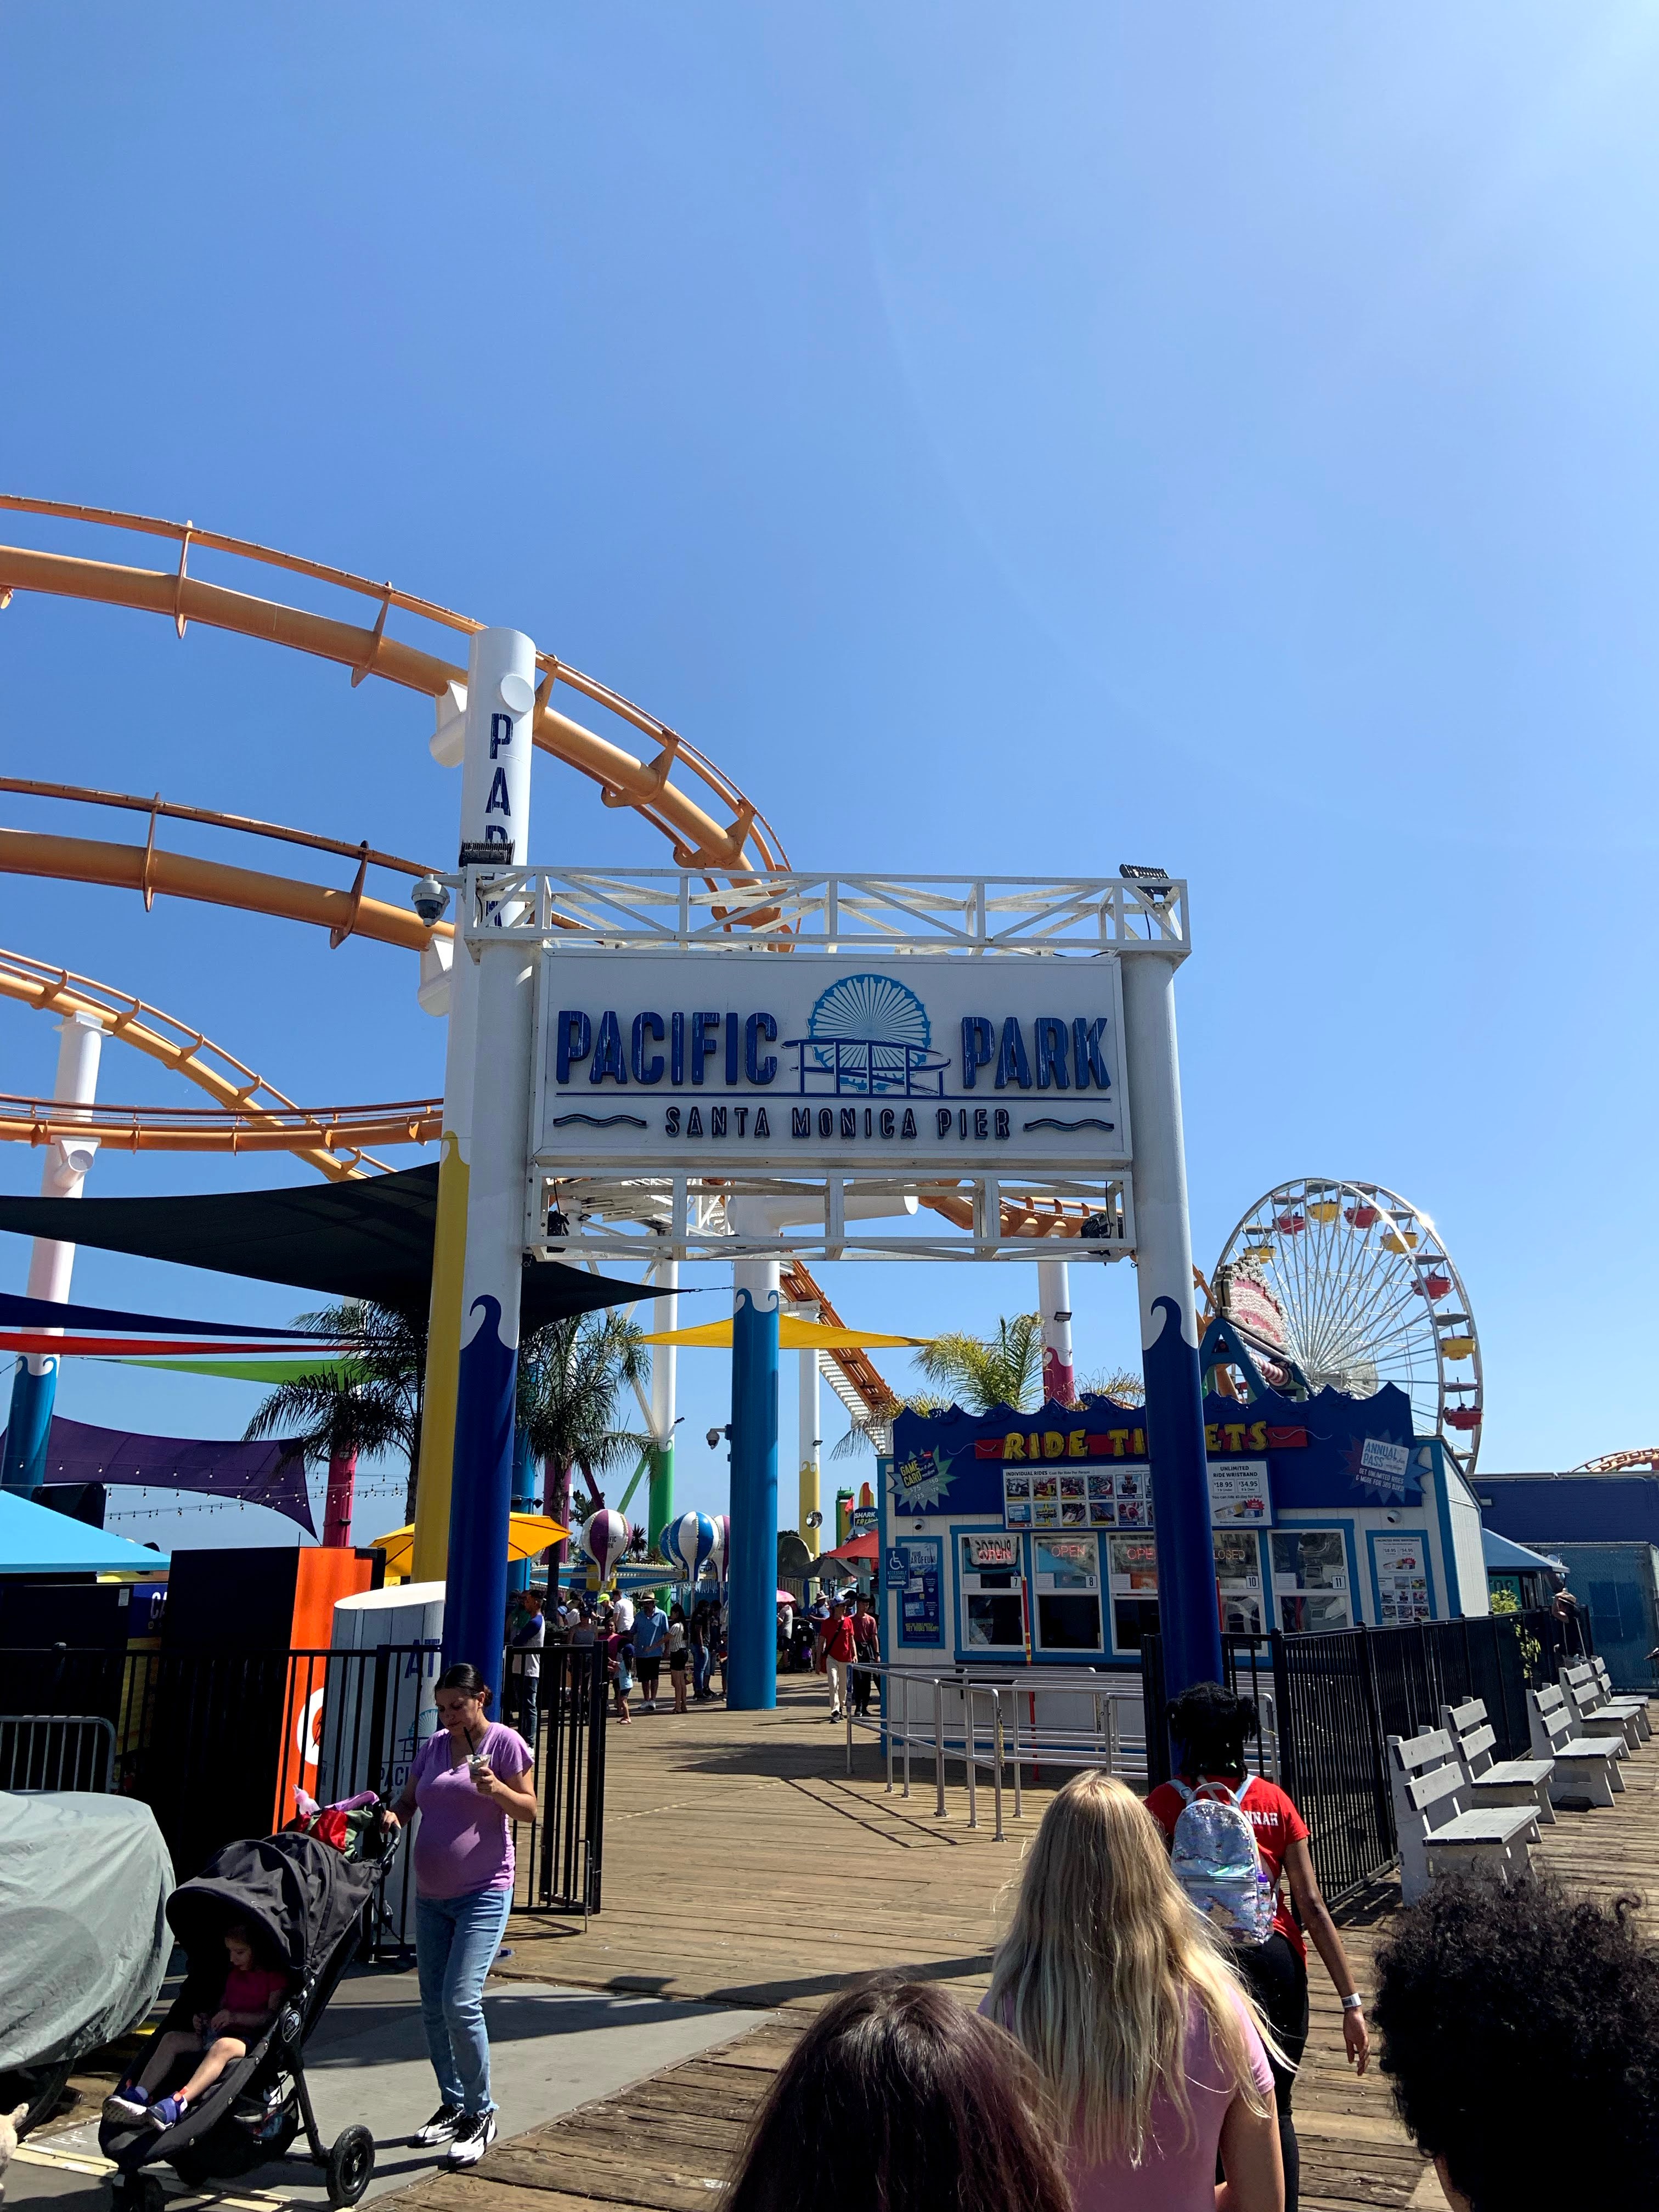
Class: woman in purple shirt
385,1664,537,2166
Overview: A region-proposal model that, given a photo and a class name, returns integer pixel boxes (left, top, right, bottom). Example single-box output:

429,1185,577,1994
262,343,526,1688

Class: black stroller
100,1825,398,2212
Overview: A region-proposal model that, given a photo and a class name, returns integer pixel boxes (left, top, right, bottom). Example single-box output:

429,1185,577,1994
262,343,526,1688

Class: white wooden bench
1558,1662,1637,1756
1387,1728,1539,1904
1583,1657,1650,1743
1527,1683,1626,1807
1439,1697,1554,1825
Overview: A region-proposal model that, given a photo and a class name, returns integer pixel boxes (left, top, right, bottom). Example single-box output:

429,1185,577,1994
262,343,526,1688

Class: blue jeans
692,1644,711,1697
415,1886,512,2115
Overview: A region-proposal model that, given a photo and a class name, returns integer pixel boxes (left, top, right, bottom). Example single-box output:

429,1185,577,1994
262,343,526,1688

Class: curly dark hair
1165,1680,1259,1779
1373,1875,1659,2209
724,1978,1069,2212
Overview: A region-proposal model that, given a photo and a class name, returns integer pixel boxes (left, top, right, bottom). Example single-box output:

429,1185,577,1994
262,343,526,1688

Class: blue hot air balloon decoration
662,1509,717,1582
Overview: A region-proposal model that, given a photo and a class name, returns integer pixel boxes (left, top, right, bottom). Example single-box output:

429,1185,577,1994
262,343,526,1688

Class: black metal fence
5,1641,607,1935
1142,1606,1590,1909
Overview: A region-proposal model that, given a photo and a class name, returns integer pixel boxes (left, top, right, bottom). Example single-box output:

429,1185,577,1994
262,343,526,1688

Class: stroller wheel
114,2174,165,2212
325,2125,375,2208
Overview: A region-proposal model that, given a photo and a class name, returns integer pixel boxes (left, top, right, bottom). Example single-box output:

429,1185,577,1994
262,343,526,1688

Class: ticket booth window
1032,1536,1104,1653
1271,1529,1352,1634
960,1533,1026,1652
1214,1530,1266,1637
1108,1536,1161,1652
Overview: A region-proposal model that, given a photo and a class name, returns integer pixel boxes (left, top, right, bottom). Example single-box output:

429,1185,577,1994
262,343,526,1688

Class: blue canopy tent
0,1488,170,1576
1481,1527,1564,1576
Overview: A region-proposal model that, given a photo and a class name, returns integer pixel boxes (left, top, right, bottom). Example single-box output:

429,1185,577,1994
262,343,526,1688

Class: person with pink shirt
983,1770,1283,2212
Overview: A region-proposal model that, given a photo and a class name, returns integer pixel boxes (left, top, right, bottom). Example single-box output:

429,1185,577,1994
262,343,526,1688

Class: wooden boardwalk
392,1677,1659,2212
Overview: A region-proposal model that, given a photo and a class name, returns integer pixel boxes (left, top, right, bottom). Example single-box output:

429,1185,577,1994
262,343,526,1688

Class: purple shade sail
10,1414,316,1536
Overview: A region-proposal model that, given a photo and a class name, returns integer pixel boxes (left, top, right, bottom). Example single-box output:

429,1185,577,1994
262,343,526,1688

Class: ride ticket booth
877,1317,1488,1675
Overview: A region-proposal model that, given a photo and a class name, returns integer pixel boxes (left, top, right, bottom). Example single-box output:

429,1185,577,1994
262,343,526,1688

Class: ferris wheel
1210,1178,1483,1475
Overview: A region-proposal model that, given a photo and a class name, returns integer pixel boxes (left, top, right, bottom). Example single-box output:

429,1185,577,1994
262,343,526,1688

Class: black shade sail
0,1164,674,1331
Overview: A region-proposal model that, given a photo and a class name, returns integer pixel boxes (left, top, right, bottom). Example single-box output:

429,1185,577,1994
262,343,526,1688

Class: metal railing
4,1642,608,1932
0,1712,115,1792
842,1661,1259,1842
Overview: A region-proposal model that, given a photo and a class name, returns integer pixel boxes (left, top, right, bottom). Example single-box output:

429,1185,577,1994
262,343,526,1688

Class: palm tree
914,1314,1046,1414
244,1299,426,1529
832,1319,1145,1458
516,1312,650,1592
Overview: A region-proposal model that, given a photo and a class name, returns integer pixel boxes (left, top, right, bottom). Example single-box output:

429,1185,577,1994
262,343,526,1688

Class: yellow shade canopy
368,1512,569,1578
638,1316,930,1350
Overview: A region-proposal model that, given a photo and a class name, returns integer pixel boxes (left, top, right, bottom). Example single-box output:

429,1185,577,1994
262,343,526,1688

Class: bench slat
1425,1810,1537,1844
1407,1762,1464,1813
1481,1758,1553,1786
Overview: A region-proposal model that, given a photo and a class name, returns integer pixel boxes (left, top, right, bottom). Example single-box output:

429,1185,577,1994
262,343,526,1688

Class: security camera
410,876,450,925
806,1510,823,1529
706,1427,724,1450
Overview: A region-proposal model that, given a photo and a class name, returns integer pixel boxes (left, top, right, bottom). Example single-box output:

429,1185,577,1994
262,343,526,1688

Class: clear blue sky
2,4,1656,1546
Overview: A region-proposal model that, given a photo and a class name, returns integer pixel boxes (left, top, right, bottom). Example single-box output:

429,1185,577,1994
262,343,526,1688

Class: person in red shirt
1146,1681,1368,2212
822,1598,857,1720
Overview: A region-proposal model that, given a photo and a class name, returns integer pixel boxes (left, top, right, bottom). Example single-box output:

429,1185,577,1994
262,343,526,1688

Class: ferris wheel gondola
1211,1178,1482,1476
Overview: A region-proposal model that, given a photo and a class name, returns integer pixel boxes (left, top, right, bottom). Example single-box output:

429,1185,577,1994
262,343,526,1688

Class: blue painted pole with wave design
1121,950,1223,1703
729,1263,780,1709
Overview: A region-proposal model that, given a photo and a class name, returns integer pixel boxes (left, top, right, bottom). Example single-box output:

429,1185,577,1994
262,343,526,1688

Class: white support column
441,625,539,1700
799,1345,822,1556
3,1012,105,1493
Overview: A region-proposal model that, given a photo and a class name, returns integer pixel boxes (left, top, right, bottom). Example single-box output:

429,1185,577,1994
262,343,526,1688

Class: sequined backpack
1169,1779,1276,1945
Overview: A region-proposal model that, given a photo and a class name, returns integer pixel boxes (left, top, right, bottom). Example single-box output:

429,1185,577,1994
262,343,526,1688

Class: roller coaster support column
799,1341,821,1559
1121,950,1221,1704
729,1260,780,1710
3,1010,104,1494
1039,1260,1075,1406
437,627,538,1701
648,1257,677,1543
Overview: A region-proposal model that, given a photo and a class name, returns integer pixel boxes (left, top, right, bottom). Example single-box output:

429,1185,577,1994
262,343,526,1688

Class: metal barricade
0,1712,116,1792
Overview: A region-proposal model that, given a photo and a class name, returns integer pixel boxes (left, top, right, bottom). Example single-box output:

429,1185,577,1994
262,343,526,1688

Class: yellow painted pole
411,1127,470,1581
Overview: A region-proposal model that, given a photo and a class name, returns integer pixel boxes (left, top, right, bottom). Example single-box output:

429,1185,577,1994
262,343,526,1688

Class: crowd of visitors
504,1575,884,1729
503,1584,731,1728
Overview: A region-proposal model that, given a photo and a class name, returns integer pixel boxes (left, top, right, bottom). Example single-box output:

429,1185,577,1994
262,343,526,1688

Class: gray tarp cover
0,1793,173,2069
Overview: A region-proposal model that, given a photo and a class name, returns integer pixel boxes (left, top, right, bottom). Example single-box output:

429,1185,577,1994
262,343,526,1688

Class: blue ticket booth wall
878,1374,1486,1674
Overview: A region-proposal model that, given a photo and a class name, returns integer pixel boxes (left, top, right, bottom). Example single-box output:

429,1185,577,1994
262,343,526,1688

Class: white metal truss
527,1168,1133,1265
458,867,1190,958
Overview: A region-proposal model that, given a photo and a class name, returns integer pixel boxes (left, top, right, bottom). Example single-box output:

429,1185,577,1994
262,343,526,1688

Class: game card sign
1005,1464,1150,1531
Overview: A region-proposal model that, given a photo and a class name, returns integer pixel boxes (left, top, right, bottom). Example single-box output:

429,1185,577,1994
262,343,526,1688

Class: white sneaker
414,2102,463,2146
448,2111,497,2165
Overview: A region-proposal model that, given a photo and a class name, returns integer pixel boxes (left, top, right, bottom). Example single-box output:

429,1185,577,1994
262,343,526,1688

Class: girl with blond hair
984,1771,1283,2212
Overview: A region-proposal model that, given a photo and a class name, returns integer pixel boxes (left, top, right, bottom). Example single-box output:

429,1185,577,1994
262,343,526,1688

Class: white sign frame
489,871,1169,1263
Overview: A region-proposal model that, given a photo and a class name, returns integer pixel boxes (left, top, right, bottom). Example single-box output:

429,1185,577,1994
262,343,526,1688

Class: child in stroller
103,1922,291,2130
100,1825,397,2211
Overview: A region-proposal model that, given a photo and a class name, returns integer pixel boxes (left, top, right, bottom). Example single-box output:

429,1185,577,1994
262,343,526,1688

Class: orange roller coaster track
0,948,405,1181
0,496,788,875
0,1092,440,1159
